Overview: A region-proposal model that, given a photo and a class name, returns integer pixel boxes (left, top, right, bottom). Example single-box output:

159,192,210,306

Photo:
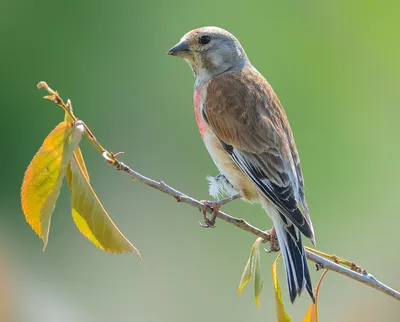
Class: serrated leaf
21,121,85,250
302,270,328,322
272,253,292,322
238,237,263,306
69,153,141,257
63,103,139,256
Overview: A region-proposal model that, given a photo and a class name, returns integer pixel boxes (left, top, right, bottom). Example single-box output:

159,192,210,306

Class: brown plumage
204,68,314,240
168,26,315,303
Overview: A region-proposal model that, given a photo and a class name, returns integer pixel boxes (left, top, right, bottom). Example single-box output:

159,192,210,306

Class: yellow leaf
66,147,89,188
253,244,263,307
21,121,85,250
64,100,90,187
272,253,292,322
302,270,328,322
238,255,252,295
69,153,141,257
302,303,316,322
238,237,263,306
72,147,89,181
63,103,138,255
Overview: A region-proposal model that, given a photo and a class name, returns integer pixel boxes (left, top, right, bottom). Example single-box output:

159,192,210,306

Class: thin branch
306,252,400,301
113,161,400,302
116,162,271,240
37,81,400,302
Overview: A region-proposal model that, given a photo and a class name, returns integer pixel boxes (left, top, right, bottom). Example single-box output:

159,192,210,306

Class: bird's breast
193,84,257,201
194,86,209,139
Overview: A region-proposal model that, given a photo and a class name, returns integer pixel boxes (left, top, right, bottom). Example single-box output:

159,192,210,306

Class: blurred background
1,0,399,321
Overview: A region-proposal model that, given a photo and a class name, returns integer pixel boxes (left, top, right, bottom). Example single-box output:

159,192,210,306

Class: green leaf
69,153,141,257
238,237,264,306
253,242,263,307
272,253,292,322
238,254,252,295
21,121,85,250
66,146,90,187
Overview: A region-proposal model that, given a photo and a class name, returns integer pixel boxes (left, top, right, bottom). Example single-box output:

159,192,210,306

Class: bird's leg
264,226,280,252
200,194,240,228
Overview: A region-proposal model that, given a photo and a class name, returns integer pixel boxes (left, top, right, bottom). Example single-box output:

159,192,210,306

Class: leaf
272,253,292,322
302,270,328,322
66,147,90,188
21,121,85,250
238,237,263,306
64,100,90,186
253,243,263,307
238,254,252,295
69,153,141,257
63,102,139,256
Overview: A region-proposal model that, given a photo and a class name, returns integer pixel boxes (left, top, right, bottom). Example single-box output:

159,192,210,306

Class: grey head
167,27,250,84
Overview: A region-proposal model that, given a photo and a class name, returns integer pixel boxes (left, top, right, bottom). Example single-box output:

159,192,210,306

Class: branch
37,81,400,302
113,162,400,301
116,162,271,240
305,252,400,300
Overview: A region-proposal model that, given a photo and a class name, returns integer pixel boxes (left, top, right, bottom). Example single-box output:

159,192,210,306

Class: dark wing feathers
221,141,313,239
205,68,314,240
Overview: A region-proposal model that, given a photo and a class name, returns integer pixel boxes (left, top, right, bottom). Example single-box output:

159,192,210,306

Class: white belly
203,130,258,201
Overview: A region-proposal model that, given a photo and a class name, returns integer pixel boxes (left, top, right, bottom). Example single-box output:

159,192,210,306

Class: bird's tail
272,212,315,303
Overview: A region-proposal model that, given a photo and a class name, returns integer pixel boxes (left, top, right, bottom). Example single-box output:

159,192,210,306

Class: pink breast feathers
194,87,208,139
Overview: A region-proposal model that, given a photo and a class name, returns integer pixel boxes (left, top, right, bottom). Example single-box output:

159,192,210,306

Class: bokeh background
1,0,399,321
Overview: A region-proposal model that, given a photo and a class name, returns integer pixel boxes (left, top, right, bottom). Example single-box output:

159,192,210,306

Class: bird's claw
199,211,217,228
264,226,280,253
199,200,221,228
201,200,223,209
198,196,240,228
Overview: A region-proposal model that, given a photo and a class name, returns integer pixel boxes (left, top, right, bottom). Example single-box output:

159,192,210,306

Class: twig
116,162,270,239
37,81,400,302
114,162,400,301
306,252,400,301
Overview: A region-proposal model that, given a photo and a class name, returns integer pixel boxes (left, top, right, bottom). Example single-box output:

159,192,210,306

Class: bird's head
167,27,249,83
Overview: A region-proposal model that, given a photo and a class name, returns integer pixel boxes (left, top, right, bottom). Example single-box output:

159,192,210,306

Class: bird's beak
167,40,191,56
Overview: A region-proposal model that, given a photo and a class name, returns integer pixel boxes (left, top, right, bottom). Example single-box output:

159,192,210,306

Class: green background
1,0,399,321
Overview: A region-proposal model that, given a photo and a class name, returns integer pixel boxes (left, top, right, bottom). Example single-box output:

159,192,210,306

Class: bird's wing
203,68,314,240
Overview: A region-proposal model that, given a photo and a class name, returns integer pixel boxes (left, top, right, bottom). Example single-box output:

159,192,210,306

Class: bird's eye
199,35,211,45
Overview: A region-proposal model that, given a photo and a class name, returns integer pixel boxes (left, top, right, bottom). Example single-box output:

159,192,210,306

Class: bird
167,26,315,303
